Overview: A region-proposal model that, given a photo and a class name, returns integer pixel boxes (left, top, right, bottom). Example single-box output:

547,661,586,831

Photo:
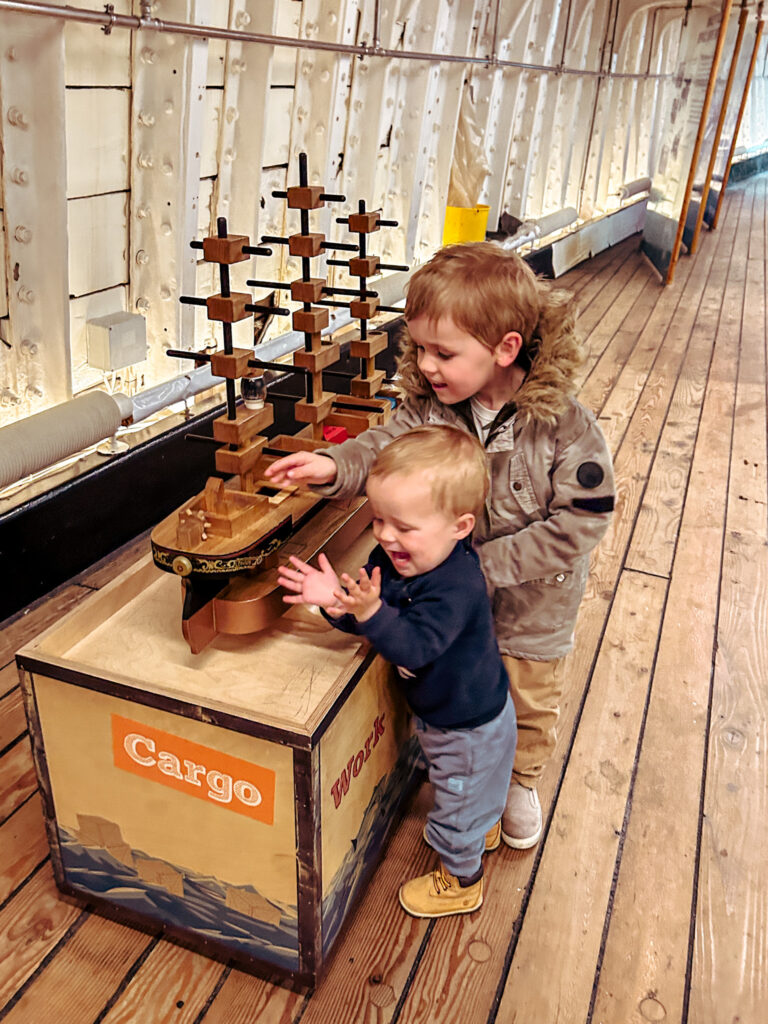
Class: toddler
279,426,516,917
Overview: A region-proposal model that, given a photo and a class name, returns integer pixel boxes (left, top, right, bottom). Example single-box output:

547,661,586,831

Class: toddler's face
366,472,471,578
408,315,497,405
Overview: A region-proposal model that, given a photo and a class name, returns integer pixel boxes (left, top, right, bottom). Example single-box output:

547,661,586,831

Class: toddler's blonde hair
368,425,488,518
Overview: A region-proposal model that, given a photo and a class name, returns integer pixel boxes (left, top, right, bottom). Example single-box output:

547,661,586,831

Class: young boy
278,426,516,918
267,242,615,850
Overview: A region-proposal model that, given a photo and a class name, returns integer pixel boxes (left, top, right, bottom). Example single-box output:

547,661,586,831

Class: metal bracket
102,3,115,35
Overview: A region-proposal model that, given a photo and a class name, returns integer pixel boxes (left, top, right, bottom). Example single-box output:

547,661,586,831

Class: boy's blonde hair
399,242,584,423
368,425,488,518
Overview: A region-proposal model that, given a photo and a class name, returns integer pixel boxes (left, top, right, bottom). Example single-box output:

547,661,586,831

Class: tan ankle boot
398,862,483,918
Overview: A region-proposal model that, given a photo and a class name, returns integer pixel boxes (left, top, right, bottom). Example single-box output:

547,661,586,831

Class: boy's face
366,472,473,578
408,315,499,405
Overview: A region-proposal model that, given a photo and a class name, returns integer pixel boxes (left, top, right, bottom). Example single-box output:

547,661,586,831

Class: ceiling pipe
0,0,674,80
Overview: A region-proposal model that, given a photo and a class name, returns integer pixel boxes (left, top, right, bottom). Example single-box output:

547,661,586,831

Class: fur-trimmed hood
395,283,585,425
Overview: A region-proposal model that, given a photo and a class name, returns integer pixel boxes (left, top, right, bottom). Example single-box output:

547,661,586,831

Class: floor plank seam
584,197,741,1022
0,785,38,832
286,988,317,1024
574,238,643,317
613,198,741,586
0,909,91,1022
0,676,17,699
0,854,49,916
0,730,29,762
191,965,233,1024
386,920,436,1024
681,196,753,1024
486,615,614,1023
0,788,36,831
585,575,672,1023
580,270,661,403
622,567,671,581
90,934,163,1024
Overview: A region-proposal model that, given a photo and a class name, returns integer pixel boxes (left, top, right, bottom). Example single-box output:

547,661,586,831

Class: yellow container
442,204,490,245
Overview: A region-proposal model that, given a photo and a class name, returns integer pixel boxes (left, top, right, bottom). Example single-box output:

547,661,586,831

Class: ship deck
0,174,766,1023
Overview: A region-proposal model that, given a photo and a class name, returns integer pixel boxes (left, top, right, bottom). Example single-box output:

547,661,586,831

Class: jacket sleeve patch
576,461,605,488
573,495,614,513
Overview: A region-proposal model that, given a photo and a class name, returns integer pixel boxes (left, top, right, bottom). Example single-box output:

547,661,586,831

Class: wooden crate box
16,544,419,988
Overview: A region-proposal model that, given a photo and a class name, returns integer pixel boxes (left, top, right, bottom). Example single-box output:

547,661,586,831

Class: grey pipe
0,391,132,489
0,0,674,80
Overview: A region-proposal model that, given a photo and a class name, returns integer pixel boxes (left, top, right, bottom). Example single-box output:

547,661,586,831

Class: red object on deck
323,425,349,443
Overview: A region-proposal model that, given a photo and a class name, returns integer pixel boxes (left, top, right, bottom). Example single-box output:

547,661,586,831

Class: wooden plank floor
1,176,766,1023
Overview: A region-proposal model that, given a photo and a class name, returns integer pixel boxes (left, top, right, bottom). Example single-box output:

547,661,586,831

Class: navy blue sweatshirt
327,541,509,729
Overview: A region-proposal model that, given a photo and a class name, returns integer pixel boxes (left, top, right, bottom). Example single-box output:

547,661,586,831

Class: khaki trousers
502,655,565,786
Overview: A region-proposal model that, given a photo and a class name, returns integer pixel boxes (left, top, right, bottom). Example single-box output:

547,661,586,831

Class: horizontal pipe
0,0,673,80
0,391,130,490
618,176,652,200
0,266,411,490
535,207,579,237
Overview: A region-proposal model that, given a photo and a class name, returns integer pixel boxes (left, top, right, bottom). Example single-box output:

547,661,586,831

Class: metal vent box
86,312,147,371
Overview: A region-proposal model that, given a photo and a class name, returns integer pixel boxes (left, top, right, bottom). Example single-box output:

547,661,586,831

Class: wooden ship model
150,154,407,654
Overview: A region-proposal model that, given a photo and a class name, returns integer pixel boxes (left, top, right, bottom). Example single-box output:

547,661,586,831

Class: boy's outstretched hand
264,451,338,487
336,567,382,622
278,553,346,616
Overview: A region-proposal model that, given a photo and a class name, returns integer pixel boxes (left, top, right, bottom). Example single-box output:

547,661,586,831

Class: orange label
112,714,275,824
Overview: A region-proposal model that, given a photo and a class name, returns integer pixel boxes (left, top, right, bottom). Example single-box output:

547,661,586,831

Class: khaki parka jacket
316,392,614,661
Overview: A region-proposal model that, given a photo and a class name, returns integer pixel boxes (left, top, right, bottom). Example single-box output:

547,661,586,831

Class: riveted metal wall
0,0,71,413
0,0,764,445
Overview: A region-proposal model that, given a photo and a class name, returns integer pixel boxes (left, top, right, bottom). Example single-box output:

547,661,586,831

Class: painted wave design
58,827,299,970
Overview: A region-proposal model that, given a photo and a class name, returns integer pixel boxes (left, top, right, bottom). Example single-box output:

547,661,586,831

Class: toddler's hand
264,451,338,487
278,553,346,615
335,566,382,622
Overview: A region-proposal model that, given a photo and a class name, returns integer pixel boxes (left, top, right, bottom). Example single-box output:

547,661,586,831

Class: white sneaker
501,782,542,849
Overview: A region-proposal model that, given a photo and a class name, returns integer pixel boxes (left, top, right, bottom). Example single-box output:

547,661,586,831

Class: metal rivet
21,338,38,355
18,286,35,304
138,110,156,127
136,297,150,312
11,167,28,185
140,47,156,63
137,153,154,169
14,225,31,243
7,107,28,128
0,388,22,407
136,250,149,266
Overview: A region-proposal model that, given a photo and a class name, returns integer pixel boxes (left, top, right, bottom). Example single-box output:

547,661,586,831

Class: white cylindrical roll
618,177,652,200
535,207,578,239
0,392,124,489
